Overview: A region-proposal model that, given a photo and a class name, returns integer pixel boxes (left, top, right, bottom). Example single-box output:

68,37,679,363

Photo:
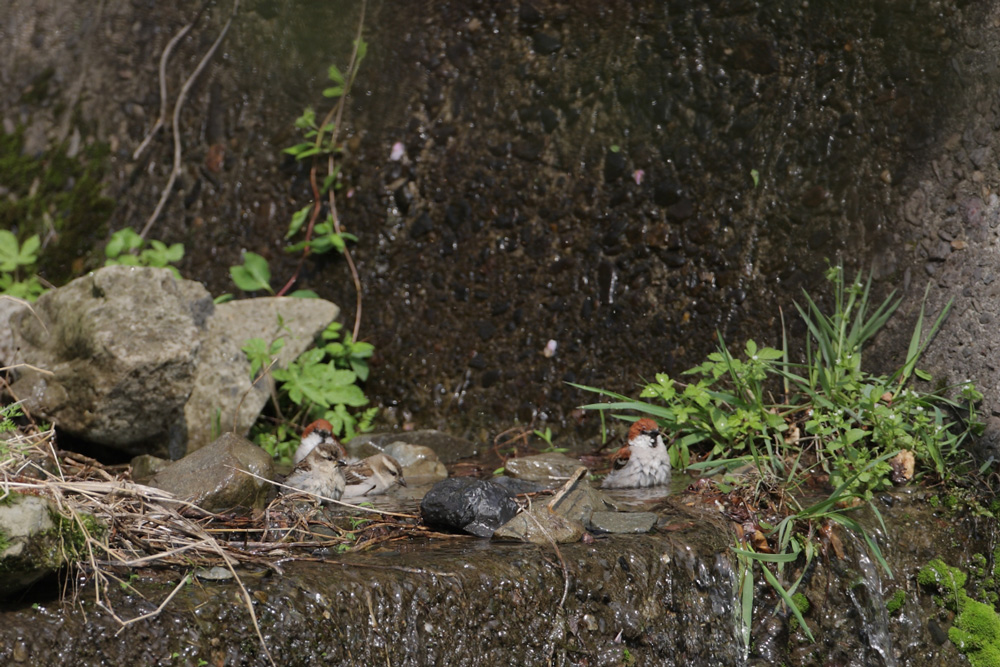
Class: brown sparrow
601,418,671,489
282,442,348,502
341,453,407,499
293,419,347,464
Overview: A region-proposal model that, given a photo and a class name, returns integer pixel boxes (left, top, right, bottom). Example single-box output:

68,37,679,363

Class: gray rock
588,510,659,534
182,296,338,456
0,493,98,597
503,452,586,483
0,296,29,370
349,430,480,464
381,442,448,484
549,477,618,526
130,454,170,483
147,432,275,511
493,504,586,544
10,266,211,455
490,476,549,494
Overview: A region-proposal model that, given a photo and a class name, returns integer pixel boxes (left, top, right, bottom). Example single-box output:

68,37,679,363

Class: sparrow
341,453,407,499
601,417,671,489
282,442,348,502
293,419,347,465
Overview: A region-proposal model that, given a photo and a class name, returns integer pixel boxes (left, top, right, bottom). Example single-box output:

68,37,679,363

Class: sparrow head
381,454,407,487
300,419,346,458
306,441,345,465
302,418,335,442
627,418,662,448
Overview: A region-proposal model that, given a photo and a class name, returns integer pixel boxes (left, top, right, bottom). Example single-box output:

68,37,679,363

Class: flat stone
588,510,658,534
490,476,549,494
381,442,448,485
503,452,585,483
493,505,586,544
148,432,275,511
349,430,480,464
549,478,618,526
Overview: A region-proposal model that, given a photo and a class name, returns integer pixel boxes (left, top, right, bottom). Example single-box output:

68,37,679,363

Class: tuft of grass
575,263,983,646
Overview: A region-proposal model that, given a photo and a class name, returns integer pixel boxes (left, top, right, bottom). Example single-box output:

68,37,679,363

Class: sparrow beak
398,477,407,487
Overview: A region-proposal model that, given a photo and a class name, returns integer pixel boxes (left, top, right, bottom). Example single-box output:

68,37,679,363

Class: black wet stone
604,150,627,183
410,211,434,239
481,369,501,388
533,33,562,55
476,320,497,340
420,477,519,537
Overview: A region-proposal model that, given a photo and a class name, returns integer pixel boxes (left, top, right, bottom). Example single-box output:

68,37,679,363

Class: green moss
918,558,967,592
922,557,1000,667
885,589,906,615
975,554,989,577
0,126,114,285
949,598,1000,667
788,592,810,632
52,510,105,561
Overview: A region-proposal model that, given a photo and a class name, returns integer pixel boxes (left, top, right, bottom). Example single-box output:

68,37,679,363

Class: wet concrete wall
2,0,987,443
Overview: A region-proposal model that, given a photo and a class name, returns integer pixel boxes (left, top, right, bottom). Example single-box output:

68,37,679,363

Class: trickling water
847,540,898,667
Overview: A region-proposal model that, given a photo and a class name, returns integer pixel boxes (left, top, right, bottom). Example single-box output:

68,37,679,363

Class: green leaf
283,142,314,157
230,252,273,293
0,231,40,271
104,229,143,259
328,64,346,84
349,358,370,382
289,289,319,299
322,86,344,99
286,206,312,239
914,368,933,382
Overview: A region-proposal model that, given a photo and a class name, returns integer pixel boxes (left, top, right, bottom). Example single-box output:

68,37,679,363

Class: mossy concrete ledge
0,494,992,665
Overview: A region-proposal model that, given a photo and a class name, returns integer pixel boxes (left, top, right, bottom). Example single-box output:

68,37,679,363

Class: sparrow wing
342,464,374,486
611,446,631,471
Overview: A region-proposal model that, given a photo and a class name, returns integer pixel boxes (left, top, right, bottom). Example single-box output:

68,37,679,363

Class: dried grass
0,424,450,664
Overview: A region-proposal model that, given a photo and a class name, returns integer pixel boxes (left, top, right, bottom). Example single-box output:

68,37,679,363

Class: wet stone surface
0,492,991,666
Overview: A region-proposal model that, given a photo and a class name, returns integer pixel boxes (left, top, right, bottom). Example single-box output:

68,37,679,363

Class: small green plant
104,228,184,277
230,251,274,294
533,426,567,453
0,403,21,434
0,230,45,300
243,322,377,462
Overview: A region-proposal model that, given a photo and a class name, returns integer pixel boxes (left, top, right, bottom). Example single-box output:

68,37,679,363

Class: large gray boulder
5,266,339,458
10,266,211,454
182,296,338,455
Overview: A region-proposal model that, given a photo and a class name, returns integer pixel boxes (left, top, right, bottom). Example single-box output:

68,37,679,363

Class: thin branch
132,12,199,160
140,0,240,240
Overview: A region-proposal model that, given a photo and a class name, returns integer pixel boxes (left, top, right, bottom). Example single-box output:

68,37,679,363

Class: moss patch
0,126,114,285
919,558,1000,667
885,589,905,615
